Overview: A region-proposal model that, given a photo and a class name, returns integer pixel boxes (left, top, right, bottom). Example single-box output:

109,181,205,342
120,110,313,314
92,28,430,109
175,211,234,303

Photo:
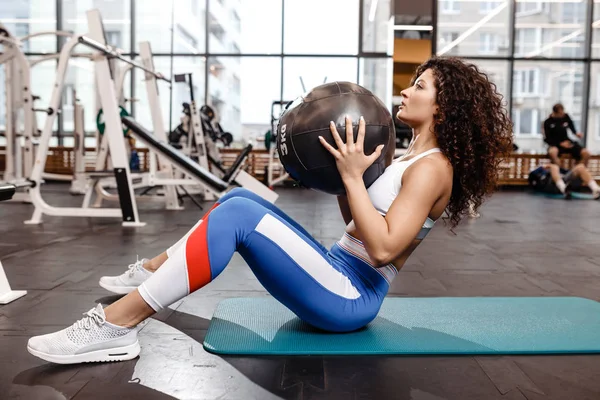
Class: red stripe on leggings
202,202,220,219
185,202,219,291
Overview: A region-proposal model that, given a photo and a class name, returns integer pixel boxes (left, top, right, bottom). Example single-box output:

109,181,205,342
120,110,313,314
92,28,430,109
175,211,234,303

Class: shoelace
127,256,144,277
73,307,106,330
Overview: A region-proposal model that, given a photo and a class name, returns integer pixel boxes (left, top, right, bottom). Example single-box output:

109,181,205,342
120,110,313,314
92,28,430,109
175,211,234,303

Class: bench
3,146,599,187
498,153,600,186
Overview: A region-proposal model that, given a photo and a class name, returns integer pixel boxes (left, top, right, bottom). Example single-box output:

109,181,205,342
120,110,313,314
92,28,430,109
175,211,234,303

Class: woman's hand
318,115,385,182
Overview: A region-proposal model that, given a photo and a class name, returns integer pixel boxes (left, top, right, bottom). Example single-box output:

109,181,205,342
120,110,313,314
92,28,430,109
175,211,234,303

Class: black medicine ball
276,81,394,195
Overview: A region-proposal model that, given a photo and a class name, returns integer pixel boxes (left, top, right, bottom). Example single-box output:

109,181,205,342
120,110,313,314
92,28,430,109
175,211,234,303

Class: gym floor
1,184,600,400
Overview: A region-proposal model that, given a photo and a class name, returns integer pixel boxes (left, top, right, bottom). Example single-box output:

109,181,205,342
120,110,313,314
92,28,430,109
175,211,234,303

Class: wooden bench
2,146,599,187
498,153,600,186
219,148,292,183
38,147,290,183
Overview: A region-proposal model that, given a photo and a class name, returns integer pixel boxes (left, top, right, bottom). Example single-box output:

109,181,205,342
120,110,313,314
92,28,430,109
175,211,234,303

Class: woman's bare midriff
339,154,451,271
343,193,448,271
344,222,422,272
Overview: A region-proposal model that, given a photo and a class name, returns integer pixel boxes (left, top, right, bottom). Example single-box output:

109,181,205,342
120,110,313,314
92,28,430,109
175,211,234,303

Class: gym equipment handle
121,116,229,193
0,181,35,202
78,36,171,84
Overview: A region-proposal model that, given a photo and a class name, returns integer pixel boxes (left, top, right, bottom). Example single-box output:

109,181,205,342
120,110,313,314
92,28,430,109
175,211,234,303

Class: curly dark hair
411,57,513,229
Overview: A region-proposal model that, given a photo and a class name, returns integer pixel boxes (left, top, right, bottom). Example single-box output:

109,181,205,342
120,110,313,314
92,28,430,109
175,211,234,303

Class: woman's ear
432,106,442,128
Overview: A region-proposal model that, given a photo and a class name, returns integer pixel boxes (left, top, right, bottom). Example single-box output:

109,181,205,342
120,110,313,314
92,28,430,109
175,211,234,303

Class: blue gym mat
203,297,600,355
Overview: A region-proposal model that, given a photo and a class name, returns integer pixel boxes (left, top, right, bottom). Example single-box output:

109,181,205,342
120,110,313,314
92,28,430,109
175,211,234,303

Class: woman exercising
535,163,600,199
27,57,513,364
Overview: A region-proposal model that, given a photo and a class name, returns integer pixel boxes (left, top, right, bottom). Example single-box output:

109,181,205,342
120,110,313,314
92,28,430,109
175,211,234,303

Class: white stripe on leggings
166,219,204,257
138,242,190,311
255,214,361,300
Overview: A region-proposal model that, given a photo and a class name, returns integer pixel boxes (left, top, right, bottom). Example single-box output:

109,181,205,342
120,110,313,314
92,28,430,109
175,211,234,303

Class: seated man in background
529,163,600,199
543,103,589,165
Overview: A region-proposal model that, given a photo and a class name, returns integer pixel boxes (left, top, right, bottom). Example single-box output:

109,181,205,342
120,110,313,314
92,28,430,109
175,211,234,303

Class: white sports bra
367,147,442,240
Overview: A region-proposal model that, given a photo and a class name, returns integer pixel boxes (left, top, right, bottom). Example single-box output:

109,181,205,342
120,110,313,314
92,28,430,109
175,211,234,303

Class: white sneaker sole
98,280,138,295
27,340,141,364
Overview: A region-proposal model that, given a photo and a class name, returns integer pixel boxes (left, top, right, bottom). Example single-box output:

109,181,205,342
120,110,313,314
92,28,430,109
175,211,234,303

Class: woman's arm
337,138,394,226
336,195,353,225
344,159,448,265
318,116,448,265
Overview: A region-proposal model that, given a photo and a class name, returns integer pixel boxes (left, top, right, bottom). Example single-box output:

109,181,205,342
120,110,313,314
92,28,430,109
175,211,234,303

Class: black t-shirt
543,114,576,147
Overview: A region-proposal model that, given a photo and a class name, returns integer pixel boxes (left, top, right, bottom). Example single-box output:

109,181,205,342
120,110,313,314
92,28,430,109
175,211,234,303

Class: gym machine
76,10,277,212
0,24,37,196
0,25,95,197
25,9,146,226
265,100,293,188
0,180,33,304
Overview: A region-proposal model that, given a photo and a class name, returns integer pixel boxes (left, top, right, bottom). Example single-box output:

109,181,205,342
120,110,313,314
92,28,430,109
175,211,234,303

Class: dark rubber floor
1,184,599,400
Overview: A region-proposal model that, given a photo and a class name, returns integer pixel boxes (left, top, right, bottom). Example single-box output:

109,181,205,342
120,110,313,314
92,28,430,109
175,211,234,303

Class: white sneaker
99,257,152,294
27,304,140,364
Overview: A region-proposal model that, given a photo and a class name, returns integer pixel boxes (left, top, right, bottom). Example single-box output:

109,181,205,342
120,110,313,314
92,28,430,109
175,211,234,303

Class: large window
559,31,585,59
592,0,600,58
437,1,510,57
206,57,281,144
515,1,586,59
62,0,131,52
362,0,392,53
437,0,588,59
586,63,600,153
513,61,584,139
135,56,204,135
284,0,359,55
1,0,391,147
515,28,542,57
479,33,501,55
515,1,545,16
282,58,358,100
512,108,540,136
1,1,56,54
136,0,206,54
208,0,282,54
466,60,510,107
359,58,393,108
440,0,460,14
208,56,240,128
562,2,584,23
480,1,502,14
234,0,282,54
59,0,130,59
558,72,583,100
30,58,61,140
206,56,280,143
439,32,460,55
434,0,598,152
513,69,540,97
59,58,100,135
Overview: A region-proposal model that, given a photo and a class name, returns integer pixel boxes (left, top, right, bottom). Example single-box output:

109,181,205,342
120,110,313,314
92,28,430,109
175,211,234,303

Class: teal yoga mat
533,191,597,200
203,297,600,355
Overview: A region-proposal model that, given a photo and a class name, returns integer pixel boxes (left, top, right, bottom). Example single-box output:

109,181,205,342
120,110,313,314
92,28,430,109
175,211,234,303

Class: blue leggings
138,188,392,332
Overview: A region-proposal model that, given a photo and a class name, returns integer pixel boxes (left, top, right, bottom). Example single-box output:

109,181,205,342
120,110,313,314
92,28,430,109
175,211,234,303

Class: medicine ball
276,81,393,195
